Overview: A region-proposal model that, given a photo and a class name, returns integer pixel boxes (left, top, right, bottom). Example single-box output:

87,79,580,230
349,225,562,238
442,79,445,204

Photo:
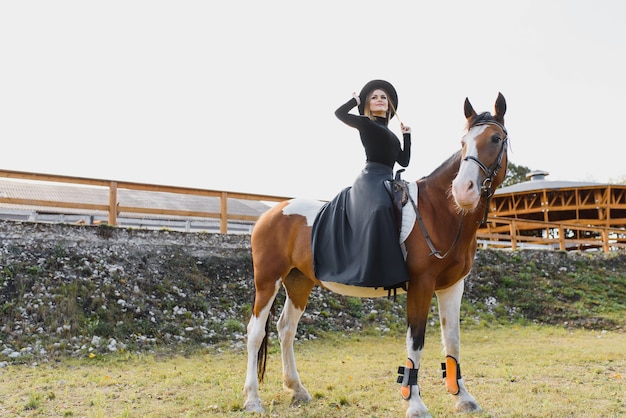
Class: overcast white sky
2,1,625,201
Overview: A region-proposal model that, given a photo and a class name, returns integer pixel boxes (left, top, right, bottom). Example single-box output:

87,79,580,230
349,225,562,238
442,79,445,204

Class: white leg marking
405,328,431,418
436,279,465,360
436,278,482,413
277,294,312,402
243,281,281,413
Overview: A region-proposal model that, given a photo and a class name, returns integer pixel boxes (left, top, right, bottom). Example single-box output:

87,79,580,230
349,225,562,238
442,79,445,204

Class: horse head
451,92,508,213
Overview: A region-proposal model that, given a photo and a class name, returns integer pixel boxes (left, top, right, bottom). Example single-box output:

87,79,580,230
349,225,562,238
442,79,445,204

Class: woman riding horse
311,79,412,290
244,92,508,417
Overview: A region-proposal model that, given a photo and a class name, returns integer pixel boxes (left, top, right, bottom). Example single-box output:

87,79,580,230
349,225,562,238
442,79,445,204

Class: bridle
407,119,508,259
462,120,509,225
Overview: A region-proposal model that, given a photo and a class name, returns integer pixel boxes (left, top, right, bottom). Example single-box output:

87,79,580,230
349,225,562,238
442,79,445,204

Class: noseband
462,120,509,225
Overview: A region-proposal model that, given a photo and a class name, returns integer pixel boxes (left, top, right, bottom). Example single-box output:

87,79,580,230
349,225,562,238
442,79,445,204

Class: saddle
384,169,409,234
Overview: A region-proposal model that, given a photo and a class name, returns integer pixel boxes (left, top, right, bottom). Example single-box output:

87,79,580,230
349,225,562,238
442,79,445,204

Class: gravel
1,220,624,364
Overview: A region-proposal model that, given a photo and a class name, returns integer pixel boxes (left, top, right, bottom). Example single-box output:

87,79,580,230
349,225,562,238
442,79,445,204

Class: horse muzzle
451,177,481,211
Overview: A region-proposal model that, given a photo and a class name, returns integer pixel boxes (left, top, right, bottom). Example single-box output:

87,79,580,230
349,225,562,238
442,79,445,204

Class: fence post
601,229,609,253
108,182,118,225
220,191,228,234
558,225,566,251
510,220,517,250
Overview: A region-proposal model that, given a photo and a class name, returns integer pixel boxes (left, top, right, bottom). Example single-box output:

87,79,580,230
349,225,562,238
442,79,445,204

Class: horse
243,93,508,417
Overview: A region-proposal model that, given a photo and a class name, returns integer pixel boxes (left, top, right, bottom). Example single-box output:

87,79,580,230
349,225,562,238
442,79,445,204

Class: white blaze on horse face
451,125,487,211
282,198,325,226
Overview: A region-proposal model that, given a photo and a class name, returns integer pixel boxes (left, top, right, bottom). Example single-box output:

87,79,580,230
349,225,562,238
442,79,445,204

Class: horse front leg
435,277,482,413
278,273,315,403
403,278,436,418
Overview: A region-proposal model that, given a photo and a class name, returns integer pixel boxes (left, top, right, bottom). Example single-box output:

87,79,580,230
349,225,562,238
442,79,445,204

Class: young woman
311,79,412,290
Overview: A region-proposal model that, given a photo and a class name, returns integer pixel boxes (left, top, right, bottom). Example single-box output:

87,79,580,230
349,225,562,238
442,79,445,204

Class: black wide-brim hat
358,79,398,118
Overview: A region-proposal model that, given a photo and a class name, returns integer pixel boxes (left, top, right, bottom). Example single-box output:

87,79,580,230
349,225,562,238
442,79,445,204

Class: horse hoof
406,405,433,418
406,411,433,418
291,389,312,403
456,400,482,413
243,400,264,413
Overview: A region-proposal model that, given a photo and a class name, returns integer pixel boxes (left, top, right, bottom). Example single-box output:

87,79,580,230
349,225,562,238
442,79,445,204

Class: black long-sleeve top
335,98,411,168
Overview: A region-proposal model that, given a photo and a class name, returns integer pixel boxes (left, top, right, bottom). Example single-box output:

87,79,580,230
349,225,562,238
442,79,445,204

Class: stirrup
441,355,462,395
397,358,419,400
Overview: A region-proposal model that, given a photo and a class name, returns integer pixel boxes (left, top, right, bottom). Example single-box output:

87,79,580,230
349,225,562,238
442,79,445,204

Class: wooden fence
0,169,291,234
477,217,626,253
2,169,625,252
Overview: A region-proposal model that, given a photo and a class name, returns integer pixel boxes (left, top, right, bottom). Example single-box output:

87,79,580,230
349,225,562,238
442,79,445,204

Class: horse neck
422,151,461,196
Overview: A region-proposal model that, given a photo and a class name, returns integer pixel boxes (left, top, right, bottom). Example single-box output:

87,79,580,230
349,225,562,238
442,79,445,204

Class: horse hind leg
243,279,281,413
435,278,482,413
278,269,315,403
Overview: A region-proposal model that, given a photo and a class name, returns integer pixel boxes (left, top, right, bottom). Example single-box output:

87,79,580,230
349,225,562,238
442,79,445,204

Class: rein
462,120,509,226
403,119,508,259
405,184,463,260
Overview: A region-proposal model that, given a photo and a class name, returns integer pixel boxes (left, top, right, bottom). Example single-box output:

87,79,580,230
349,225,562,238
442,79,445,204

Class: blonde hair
364,89,396,121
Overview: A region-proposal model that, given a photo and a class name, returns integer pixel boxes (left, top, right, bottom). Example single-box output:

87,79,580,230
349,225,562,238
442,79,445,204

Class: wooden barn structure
477,171,626,252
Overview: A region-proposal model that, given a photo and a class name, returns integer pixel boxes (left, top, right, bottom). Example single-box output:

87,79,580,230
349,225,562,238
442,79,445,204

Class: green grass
0,325,624,417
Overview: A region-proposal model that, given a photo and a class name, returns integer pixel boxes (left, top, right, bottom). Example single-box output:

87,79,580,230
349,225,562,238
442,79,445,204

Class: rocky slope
1,220,624,365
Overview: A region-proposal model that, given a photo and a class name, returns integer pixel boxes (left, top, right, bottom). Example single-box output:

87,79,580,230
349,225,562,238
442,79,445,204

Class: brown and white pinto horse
243,93,508,417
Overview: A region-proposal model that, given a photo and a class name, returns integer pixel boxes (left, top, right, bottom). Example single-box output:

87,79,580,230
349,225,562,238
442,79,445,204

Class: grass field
0,325,624,417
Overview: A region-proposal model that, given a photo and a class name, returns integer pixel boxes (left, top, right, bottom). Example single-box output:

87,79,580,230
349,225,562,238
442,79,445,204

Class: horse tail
257,299,275,383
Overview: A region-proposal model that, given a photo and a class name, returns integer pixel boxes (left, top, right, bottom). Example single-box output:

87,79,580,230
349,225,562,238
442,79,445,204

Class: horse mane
424,150,462,180
466,111,494,130
466,110,510,153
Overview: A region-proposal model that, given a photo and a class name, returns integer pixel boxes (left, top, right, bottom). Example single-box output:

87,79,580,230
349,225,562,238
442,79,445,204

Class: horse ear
464,97,476,120
494,92,507,122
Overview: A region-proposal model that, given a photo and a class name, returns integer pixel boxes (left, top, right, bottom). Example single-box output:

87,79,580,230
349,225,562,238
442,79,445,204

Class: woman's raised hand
401,123,411,134
352,92,361,106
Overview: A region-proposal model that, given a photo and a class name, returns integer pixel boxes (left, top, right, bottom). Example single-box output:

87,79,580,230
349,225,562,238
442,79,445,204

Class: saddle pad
399,181,417,246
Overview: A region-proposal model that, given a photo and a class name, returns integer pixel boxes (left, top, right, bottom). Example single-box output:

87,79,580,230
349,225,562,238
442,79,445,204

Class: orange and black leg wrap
397,358,419,400
441,355,461,395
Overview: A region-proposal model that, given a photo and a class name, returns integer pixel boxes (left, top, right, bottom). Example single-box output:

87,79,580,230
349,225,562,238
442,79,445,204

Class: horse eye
491,134,501,143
